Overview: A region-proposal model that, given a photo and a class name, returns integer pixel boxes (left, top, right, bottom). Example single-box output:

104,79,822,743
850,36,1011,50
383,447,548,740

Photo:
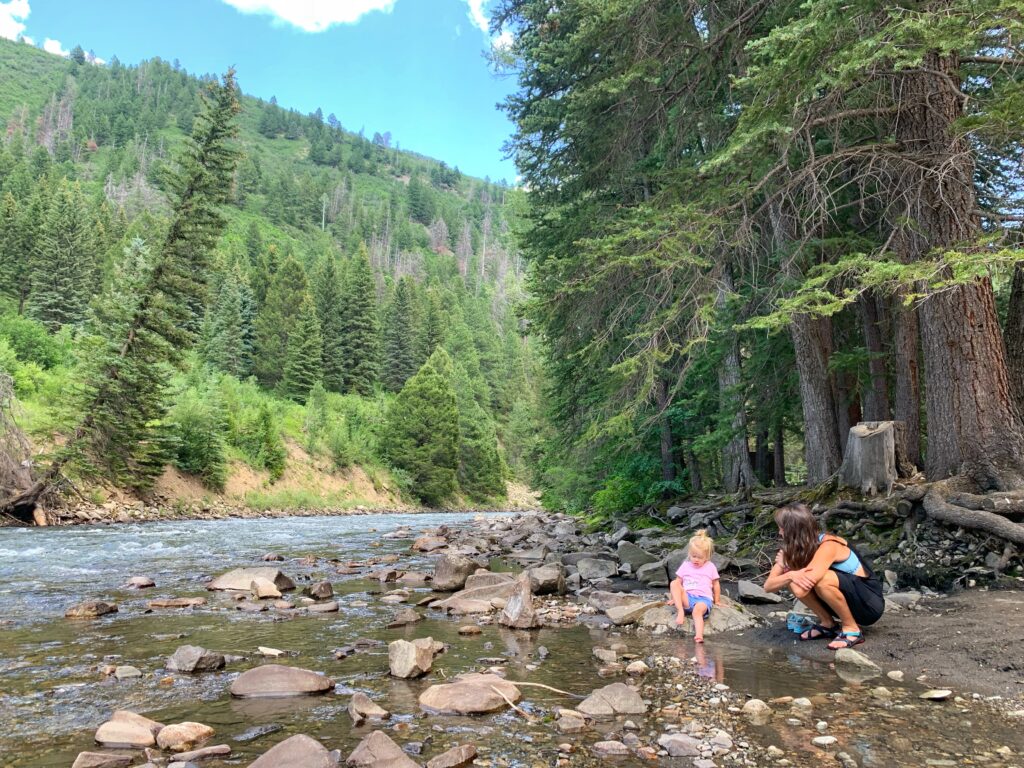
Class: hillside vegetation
0,37,544,513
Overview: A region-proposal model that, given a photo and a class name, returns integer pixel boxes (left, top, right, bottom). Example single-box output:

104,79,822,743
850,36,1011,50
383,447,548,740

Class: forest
492,0,1024,537
0,36,544,517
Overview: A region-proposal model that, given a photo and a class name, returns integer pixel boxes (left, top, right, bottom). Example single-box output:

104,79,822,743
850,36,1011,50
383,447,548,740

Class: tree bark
717,265,758,493
654,378,676,484
773,424,786,486
891,53,1024,489
1005,262,1024,416
891,292,921,468
754,429,770,485
790,312,843,484
684,442,702,494
859,290,890,421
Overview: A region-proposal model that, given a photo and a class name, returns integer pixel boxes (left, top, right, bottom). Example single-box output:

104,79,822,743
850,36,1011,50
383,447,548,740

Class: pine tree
254,254,308,387
383,276,417,391
0,192,20,301
416,290,446,365
281,295,324,403
313,255,346,392
383,348,460,506
201,268,248,377
451,361,505,501
244,220,263,264
340,243,381,395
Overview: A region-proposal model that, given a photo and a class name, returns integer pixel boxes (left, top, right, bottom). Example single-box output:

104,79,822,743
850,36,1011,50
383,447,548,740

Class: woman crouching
764,502,884,649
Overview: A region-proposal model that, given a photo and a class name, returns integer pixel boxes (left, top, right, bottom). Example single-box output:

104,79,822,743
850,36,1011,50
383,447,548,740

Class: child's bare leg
692,602,707,642
669,579,689,624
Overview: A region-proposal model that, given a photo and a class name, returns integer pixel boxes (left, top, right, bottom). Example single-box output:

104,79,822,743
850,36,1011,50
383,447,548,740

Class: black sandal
799,623,840,641
828,631,864,649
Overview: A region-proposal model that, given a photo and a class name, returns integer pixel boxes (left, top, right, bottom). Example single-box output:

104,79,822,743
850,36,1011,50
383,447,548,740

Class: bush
326,422,354,469
0,313,65,368
250,403,287,482
168,388,228,490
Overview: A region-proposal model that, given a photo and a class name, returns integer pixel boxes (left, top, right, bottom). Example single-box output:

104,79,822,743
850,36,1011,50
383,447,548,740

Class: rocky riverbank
44,509,1024,768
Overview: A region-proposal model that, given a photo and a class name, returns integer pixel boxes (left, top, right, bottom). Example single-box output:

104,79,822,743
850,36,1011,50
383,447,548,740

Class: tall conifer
254,254,308,387
281,295,324,403
383,276,417,391
313,255,346,392
340,243,380,395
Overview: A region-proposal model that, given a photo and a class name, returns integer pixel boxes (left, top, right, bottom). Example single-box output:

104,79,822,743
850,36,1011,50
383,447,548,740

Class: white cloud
0,0,30,41
464,0,488,34
219,0,397,32
42,36,68,57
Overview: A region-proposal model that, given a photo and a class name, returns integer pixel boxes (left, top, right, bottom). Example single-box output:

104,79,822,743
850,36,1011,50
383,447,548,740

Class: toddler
668,530,721,642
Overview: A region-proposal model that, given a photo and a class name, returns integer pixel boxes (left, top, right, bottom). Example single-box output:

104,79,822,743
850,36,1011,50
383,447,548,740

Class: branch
960,55,1021,66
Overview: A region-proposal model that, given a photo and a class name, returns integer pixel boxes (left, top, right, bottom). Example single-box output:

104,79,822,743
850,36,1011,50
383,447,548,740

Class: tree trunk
790,313,843,484
754,429,770,485
717,266,758,493
859,290,890,421
773,424,786,486
654,378,676,484
684,442,702,494
892,53,1024,489
891,292,921,468
1006,262,1024,416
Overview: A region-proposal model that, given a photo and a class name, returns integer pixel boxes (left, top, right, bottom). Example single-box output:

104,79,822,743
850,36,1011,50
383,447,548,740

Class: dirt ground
739,586,1024,703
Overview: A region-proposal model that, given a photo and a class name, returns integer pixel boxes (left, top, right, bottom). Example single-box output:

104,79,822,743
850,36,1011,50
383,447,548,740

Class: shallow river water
0,513,1021,768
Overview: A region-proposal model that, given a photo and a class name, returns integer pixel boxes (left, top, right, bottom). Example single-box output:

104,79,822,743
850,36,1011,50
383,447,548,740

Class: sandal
828,631,864,650
799,623,839,641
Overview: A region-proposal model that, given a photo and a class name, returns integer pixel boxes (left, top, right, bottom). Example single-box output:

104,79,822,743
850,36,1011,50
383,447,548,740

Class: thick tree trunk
773,424,786,486
790,313,843,484
859,290,890,421
891,292,921,468
717,266,758,493
684,442,702,494
891,53,1024,489
1006,262,1024,416
654,378,676,484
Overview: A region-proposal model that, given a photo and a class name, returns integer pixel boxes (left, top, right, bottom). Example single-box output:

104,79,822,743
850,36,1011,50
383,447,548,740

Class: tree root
922,481,1024,546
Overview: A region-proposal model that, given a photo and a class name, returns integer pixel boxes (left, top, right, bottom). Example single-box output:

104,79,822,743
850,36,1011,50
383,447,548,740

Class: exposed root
922,481,1024,546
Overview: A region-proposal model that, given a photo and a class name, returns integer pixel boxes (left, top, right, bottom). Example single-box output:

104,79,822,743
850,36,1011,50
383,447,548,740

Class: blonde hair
688,529,714,559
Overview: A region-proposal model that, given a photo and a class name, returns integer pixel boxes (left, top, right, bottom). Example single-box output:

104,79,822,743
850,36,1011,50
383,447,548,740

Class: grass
0,38,68,121
242,488,378,511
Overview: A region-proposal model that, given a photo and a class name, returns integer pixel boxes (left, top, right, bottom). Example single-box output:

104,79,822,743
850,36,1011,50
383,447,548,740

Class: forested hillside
496,0,1024,532
0,37,543,514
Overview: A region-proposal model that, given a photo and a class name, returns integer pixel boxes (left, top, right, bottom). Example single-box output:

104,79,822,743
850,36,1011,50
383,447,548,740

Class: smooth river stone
418,673,521,714
249,734,337,768
229,664,335,698
156,721,215,751
65,601,118,619
72,753,133,768
94,710,165,749
346,730,419,768
207,567,295,592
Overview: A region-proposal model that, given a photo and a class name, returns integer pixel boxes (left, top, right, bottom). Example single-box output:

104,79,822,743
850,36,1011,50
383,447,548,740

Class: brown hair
774,502,820,570
688,529,714,559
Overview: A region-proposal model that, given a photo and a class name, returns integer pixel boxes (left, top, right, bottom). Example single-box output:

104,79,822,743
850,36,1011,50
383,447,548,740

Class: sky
0,0,520,182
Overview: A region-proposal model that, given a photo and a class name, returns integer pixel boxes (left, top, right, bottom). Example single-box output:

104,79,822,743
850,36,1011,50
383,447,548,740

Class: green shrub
0,313,65,368
327,422,354,469
250,403,287,482
167,388,228,490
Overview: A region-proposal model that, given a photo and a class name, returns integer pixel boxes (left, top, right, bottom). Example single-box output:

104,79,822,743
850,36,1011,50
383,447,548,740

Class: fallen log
923,484,1024,546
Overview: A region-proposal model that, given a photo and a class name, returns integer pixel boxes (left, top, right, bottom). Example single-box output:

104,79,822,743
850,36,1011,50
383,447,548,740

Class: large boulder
498,573,542,629
419,673,521,714
616,541,658,571
208,568,295,592
606,601,662,626
71,753,134,768
229,665,335,698
525,564,566,595
250,577,282,599
167,645,225,673
347,731,419,768
464,571,515,590
636,561,669,586
156,722,214,752
412,536,448,552
66,601,118,619
576,683,648,717
250,734,338,768
94,711,164,749
388,638,435,678
432,554,479,592
639,596,760,634
577,558,619,581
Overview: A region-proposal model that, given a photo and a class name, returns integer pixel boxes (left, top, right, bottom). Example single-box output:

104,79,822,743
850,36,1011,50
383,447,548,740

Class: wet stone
250,734,337,768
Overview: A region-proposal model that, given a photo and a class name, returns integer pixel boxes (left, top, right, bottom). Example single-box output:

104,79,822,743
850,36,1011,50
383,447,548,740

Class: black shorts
833,569,885,626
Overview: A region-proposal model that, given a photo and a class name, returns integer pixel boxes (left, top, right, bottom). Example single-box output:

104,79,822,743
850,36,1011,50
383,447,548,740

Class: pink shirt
676,559,719,599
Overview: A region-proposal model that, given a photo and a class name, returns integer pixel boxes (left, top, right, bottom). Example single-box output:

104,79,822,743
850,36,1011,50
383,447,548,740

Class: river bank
2,511,1022,768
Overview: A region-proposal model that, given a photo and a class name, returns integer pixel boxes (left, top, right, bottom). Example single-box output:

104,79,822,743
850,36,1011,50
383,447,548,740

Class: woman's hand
788,567,818,593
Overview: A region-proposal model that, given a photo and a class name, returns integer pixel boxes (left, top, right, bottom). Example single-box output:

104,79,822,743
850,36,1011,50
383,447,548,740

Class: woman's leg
811,570,860,638
691,601,708,643
669,579,689,624
790,581,835,628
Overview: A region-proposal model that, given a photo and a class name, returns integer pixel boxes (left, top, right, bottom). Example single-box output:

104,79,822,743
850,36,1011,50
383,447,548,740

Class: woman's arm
763,550,793,593
712,578,721,605
797,540,843,586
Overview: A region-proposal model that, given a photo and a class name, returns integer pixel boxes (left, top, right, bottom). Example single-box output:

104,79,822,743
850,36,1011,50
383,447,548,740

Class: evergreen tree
416,290,446,365
244,220,263,264
0,191,20,301
450,361,504,501
340,243,381,394
383,276,417,391
201,268,249,377
281,295,324,403
254,254,308,387
313,255,346,392
383,348,460,506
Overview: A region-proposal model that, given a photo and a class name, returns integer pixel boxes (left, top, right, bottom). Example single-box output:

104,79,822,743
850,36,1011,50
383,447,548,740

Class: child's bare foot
675,611,687,625
695,635,704,643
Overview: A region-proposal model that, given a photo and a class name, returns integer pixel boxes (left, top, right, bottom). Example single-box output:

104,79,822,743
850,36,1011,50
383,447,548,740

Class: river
0,513,1021,767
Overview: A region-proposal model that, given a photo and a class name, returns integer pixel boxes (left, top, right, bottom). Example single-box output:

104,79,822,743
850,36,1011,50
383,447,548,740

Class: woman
764,502,884,649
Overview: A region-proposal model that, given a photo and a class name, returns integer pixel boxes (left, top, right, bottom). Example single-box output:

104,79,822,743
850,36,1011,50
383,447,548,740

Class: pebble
919,689,953,701
811,736,838,748
887,670,904,682
815,721,828,732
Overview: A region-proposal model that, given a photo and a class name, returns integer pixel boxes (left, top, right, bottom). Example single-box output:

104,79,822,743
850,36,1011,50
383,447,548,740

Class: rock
72,752,134,768
307,581,334,600
156,722,215,752
349,692,390,725
608,526,632,545
586,591,647,612
812,735,838,748
432,554,479,591
66,601,118,619
457,625,482,635
380,593,408,605
606,601,661,626
919,689,952,701
430,580,518,614
347,731,420,768
127,576,155,589
167,645,225,673
834,648,882,682
593,647,618,663
640,596,759,634
498,573,542,629
636,561,669,586
886,591,921,607
791,697,813,714
577,683,648,717
208,568,295,592
114,665,142,679
387,608,422,628
577,558,619,581
742,698,772,724
512,545,550,562
737,580,784,604
525,563,567,595
617,541,658,570
250,577,282,599
412,536,448,552
625,660,649,675
262,553,284,561
419,673,521,714
426,745,477,768
229,664,335,697
307,600,340,613
464,571,515,590
591,741,629,756
250,734,337,768
388,638,435,678
148,597,206,609
259,646,286,657
173,745,231,762
94,711,165,749
658,733,701,757
887,670,904,682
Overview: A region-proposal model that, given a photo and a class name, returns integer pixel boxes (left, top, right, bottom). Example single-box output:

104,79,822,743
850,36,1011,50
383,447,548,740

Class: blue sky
0,0,519,182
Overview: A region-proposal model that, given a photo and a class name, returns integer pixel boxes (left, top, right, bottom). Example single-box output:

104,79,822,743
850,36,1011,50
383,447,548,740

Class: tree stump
861,420,917,478
839,422,898,496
